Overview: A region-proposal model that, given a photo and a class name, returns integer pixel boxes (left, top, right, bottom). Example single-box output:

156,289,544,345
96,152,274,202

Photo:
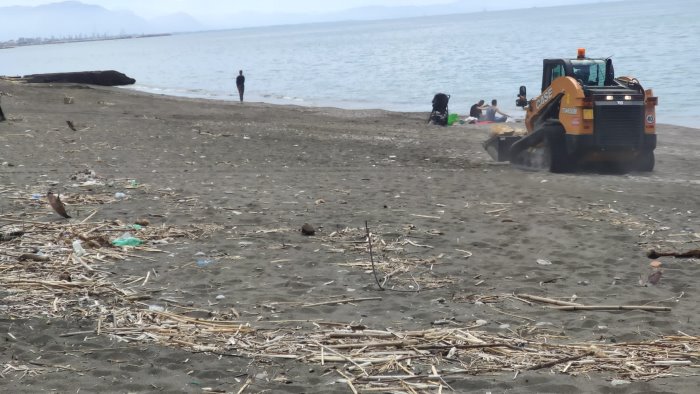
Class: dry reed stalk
551,305,672,312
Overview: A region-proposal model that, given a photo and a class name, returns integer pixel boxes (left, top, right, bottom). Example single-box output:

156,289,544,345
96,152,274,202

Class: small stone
611,379,630,386
647,270,663,285
301,223,315,236
134,218,150,226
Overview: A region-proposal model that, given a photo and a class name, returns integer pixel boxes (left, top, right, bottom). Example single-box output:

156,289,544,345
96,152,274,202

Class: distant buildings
0,33,170,49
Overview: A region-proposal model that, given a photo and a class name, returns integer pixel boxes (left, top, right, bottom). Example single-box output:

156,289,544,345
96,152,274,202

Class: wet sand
1,80,700,393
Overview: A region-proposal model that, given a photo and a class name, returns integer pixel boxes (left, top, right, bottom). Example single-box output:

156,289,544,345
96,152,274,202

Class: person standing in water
236,70,245,103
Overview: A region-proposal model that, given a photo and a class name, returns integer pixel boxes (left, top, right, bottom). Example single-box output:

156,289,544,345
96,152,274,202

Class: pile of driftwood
93,314,700,391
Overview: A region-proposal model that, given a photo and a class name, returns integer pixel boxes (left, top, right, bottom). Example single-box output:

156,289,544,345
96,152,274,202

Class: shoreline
112,83,698,130
1,80,700,392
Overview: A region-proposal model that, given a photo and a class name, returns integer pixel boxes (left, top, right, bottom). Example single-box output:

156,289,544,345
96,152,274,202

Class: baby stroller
428,93,450,126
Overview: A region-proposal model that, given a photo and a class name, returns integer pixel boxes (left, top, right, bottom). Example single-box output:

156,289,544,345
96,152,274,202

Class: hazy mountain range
0,0,620,41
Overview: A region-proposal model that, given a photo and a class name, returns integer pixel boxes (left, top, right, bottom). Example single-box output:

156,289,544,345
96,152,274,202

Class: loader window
543,64,566,90
551,65,564,80
571,60,606,87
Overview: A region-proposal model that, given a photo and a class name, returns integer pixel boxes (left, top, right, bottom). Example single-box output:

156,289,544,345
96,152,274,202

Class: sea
2,0,699,128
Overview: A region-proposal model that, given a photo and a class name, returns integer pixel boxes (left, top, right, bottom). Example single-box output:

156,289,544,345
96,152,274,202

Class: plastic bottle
112,232,143,247
72,240,86,257
196,258,214,267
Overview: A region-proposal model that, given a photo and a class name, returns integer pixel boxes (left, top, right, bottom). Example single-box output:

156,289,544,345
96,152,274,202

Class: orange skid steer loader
483,49,658,172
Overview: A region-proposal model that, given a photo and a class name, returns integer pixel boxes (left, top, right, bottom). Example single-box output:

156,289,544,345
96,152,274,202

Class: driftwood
23,70,135,86
648,249,700,259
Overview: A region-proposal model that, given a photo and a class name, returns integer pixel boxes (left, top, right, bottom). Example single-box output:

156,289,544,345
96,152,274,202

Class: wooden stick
79,209,98,224
302,297,382,308
336,369,359,394
314,341,369,377
236,378,251,394
329,340,418,349
366,221,384,291
654,360,692,366
59,330,95,337
517,293,583,306
551,305,671,311
528,351,594,370
328,332,398,339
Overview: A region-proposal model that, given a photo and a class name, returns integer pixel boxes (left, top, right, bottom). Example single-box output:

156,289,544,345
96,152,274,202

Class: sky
0,0,604,18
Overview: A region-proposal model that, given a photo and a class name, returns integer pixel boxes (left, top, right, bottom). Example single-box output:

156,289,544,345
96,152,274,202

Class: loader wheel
634,150,655,172
544,124,575,173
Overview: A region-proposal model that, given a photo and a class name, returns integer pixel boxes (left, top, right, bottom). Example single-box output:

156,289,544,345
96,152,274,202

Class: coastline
1,80,700,392
116,83,697,130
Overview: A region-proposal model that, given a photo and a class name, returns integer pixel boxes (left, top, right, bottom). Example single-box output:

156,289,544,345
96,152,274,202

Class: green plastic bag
112,237,143,247
447,113,459,126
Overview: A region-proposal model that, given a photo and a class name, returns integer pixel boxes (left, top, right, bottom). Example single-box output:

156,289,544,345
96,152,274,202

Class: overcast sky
0,0,605,18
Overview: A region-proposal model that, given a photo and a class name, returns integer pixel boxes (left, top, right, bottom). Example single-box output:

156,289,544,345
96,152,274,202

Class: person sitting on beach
469,100,487,120
484,99,510,123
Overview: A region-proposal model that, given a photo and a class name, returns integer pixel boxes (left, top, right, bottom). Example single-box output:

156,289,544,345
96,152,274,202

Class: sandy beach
1,79,700,393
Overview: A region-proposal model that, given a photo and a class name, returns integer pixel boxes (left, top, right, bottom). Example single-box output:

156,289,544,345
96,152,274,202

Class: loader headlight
606,95,614,100
624,95,632,100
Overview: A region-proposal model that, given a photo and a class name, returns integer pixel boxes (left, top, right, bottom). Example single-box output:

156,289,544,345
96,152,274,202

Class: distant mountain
199,0,622,29
0,0,623,41
0,1,202,41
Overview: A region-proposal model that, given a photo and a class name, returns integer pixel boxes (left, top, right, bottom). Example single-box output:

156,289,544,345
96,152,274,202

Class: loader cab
542,58,612,92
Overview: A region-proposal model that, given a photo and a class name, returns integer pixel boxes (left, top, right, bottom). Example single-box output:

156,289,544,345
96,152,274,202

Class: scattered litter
196,259,214,267
610,379,630,386
72,240,86,257
112,233,143,247
537,259,552,266
474,319,488,327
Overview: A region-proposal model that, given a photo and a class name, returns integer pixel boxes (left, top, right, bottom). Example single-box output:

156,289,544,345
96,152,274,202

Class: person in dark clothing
469,100,487,119
235,70,245,102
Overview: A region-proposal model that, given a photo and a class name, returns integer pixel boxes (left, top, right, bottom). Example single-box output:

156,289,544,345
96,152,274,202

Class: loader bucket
483,134,522,162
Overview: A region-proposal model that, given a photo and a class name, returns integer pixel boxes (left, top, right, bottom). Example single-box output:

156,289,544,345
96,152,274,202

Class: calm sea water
2,0,699,127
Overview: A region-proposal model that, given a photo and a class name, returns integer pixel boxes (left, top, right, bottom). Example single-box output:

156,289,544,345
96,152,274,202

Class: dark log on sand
23,70,136,86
